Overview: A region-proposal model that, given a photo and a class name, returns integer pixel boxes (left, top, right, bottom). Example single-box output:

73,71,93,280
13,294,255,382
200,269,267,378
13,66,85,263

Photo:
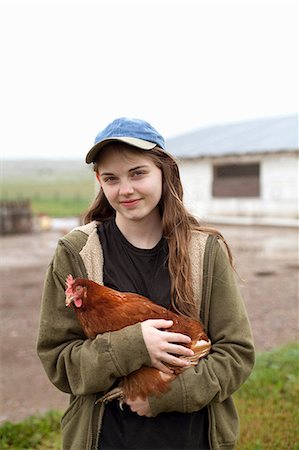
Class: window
212,163,260,197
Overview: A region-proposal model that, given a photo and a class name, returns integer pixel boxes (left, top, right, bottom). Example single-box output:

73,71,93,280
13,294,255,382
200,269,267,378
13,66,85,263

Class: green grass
0,411,62,449
30,196,93,217
2,193,94,218
1,161,96,217
234,343,299,450
1,344,298,449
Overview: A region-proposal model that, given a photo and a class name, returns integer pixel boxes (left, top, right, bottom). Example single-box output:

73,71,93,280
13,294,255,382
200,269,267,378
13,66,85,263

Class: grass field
235,343,299,449
1,344,298,449
1,159,96,217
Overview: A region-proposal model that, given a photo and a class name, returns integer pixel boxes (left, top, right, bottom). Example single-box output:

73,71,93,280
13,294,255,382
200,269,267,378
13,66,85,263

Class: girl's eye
132,170,146,177
103,176,118,183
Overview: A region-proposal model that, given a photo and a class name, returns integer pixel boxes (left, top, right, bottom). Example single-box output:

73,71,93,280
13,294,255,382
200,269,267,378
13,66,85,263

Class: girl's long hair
83,144,232,319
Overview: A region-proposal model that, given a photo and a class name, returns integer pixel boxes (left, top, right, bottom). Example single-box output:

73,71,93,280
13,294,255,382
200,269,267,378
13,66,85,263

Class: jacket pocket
61,395,95,450
210,397,239,447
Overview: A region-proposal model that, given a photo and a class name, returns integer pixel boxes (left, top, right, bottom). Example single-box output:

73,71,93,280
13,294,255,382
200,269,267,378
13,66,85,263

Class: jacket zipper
203,235,218,450
201,235,218,333
87,395,101,450
60,236,97,449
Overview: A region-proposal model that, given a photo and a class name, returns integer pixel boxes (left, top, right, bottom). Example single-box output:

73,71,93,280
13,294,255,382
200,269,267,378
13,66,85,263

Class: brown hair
83,144,232,319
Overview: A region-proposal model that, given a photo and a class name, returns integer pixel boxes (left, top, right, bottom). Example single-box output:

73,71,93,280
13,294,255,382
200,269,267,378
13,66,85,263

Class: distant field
1,159,96,217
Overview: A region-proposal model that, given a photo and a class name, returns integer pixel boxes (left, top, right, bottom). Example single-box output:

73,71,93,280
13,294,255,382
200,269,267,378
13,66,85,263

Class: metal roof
165,114,298,158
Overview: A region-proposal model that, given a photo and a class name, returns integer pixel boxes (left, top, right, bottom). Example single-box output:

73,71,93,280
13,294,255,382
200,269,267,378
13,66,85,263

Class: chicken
65,274,211,400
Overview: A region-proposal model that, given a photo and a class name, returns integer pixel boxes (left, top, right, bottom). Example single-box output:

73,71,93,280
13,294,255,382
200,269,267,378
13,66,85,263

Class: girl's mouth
120,199,141,208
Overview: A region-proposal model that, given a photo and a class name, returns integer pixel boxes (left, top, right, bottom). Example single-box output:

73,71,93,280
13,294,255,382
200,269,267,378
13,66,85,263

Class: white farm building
166,115,298,226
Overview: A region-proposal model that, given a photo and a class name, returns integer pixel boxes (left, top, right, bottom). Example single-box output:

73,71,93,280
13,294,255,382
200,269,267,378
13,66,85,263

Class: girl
37,117,255,450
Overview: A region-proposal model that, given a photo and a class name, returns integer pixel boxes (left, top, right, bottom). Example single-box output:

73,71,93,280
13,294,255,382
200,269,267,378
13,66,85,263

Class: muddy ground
0,225,298,423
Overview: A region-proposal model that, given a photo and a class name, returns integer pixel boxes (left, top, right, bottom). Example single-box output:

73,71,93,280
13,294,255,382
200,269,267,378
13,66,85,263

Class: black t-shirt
97,219,210,450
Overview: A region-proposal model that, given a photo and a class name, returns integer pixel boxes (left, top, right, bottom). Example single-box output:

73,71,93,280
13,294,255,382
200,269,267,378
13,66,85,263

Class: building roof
165,114,298,158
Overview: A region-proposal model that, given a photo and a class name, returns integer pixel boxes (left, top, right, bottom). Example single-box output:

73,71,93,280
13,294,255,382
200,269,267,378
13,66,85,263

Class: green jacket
37,221,255,450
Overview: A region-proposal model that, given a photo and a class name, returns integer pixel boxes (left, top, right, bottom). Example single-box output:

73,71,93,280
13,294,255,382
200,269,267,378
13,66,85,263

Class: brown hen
65,275,211,400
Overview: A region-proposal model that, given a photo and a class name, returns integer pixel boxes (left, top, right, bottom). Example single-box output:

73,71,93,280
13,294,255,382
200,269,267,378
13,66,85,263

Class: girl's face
96,148,163,224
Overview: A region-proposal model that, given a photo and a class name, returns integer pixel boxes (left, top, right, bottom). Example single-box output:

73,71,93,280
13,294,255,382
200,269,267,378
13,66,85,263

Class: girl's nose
119,179,134,195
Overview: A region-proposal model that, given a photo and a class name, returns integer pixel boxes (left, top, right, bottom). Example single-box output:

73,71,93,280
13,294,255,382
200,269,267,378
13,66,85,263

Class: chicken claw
95,387,124,408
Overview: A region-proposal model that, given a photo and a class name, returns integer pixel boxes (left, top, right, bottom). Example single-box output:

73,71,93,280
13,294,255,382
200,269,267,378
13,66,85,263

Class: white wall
261,154,298,218
178,152,299,223
178,159,212,217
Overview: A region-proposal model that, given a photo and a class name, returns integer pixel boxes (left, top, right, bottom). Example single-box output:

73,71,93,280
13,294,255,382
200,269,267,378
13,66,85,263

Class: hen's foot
95,387,124,409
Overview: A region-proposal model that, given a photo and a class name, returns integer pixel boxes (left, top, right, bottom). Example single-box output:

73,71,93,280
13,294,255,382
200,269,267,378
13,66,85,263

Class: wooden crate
0,200,33,235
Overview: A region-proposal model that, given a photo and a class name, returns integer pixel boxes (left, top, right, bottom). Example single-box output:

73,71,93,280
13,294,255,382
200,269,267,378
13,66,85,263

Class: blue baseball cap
85,117,166,163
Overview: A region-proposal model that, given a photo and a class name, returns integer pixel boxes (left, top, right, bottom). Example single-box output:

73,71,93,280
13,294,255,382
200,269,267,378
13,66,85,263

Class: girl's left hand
125,396,152,417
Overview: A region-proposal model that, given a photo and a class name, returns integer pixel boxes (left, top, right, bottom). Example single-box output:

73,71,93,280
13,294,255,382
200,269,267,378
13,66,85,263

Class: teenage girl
37,117,255,450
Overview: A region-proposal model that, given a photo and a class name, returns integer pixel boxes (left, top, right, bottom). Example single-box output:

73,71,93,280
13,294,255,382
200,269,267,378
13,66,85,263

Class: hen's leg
95,387,124,405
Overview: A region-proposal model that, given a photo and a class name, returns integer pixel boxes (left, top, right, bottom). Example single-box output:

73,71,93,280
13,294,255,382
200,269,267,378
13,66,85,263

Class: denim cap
85,117,166,163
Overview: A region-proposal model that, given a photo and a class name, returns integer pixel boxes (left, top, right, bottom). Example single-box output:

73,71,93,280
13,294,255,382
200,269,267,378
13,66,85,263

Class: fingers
155,361,179,374
163,331,192,345
125,396,152,417
141,319,194,371
155,363,174,374
164,342,194,357
144,319,192,344
154,354,192,374
159,352,193,368
145,319,174,329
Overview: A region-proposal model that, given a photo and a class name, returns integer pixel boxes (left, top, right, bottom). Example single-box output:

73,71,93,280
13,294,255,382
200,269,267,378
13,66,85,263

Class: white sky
0,0,298,160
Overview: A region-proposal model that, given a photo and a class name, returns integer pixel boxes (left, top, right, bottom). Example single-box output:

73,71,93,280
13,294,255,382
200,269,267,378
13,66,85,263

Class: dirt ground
0,225,298,424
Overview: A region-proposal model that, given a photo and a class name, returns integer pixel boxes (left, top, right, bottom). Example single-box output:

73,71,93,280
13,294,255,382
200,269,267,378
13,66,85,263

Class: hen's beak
65,296,74,307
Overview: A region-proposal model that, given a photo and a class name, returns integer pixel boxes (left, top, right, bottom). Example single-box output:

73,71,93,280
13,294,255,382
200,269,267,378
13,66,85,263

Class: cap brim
85,137,157,164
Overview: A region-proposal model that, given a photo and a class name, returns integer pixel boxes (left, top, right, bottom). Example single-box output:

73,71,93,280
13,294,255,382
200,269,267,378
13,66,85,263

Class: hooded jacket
37,221,255,450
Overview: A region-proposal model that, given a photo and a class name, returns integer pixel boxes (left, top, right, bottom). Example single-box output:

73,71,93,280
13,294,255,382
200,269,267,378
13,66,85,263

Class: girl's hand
141,319,194,374
125,396,152,417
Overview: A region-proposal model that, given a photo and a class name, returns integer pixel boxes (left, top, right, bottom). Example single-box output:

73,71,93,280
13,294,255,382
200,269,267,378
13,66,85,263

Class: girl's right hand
141,319,194,374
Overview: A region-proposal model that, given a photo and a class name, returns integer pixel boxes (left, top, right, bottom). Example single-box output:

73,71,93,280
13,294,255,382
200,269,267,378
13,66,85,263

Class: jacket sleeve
148,240,255,416
36,243,152,396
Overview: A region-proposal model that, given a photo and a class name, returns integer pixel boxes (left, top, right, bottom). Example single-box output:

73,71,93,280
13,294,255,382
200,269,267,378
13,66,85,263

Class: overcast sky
0,0,298,160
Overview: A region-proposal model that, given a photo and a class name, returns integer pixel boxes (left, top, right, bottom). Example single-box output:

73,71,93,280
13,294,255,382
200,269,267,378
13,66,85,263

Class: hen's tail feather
185,338,212,363
121,367,175,400
168,338,211,374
